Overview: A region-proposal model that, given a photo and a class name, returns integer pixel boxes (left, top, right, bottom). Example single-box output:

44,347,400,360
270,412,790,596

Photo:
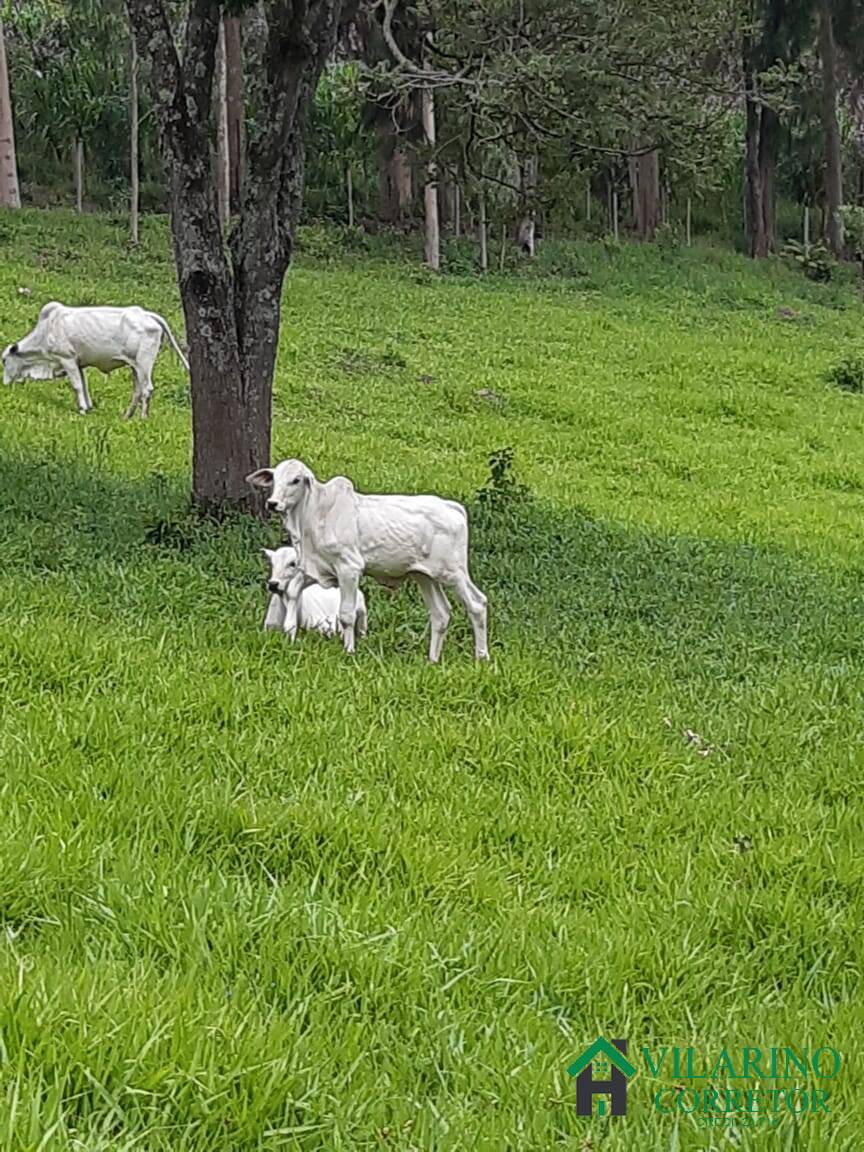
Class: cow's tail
150,312,190,373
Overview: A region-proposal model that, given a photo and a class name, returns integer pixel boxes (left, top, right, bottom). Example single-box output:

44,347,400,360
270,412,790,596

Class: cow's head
246,459,313,515
2,343,23,384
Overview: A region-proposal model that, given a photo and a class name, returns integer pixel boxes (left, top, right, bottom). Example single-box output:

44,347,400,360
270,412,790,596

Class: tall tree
126,0,344,513
0,19,20,208
743,28,769,257
819,0,843,253
374,100,414,222
421,44,439,269
629,144,661,241
130,31,139,242
363,4,416,224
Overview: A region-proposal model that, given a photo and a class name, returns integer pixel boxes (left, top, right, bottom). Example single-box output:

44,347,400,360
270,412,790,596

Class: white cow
247,459,489,663
262,545,368,640
2,301,189,418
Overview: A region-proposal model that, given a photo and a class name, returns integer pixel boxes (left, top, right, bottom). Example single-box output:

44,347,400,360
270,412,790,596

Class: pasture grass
0,210,863,1149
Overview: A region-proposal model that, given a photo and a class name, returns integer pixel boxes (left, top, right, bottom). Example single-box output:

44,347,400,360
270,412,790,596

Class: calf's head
263,546,300,595
246,458,313,515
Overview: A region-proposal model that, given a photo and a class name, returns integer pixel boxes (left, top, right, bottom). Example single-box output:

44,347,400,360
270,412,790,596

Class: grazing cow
2,301,189,418
262,545,368,640
247,459,489,663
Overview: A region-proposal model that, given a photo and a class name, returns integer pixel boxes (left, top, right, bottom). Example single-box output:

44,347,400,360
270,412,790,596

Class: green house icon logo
568,1038,635,1116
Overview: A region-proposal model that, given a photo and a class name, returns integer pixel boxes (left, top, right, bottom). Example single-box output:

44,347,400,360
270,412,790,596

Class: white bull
2,301,189,418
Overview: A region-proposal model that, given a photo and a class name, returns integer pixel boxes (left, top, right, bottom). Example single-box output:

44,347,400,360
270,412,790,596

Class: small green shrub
828,356,864,394
780,239,833,283
475,447,532,514
654,221,682,253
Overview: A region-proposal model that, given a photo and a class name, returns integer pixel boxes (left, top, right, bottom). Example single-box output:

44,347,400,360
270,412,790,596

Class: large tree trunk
215,18,230,230
130,34,140,244
819,0,843,255
628,144,661,240
224,15,245,218
758,105,778,252
743,43,768,258
0,19,20,208
375,106,412,223
127,0,342,514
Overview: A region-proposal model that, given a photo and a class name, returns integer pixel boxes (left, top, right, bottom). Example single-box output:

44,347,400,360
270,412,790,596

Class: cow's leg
61,360,91,414
138,366,155,419
124,370,143,420
414,574,451,663
135,338,160,420
336,569,361,655
445,572,489,660
356,597,368,637
263,594,286,631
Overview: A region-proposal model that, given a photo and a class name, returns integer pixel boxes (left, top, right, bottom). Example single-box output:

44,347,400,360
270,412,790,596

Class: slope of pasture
0,211,863,1150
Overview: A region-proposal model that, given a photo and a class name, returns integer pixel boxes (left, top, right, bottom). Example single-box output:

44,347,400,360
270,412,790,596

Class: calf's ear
261,547,274,560
246,468,274,489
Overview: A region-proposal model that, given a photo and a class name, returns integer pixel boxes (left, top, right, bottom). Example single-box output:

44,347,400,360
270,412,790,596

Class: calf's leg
263,594,286,631
282,595,299,641
414,574,451,663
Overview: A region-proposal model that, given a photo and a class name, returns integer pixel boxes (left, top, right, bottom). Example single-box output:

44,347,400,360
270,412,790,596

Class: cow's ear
9,344,17,355
261,547,274,560
246,468,274,489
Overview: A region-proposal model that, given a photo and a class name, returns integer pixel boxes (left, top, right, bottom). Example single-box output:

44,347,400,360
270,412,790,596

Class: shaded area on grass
1,441,862,678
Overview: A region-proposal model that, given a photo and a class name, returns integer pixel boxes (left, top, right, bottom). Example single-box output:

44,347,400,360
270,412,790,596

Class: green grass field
1,210,863,1150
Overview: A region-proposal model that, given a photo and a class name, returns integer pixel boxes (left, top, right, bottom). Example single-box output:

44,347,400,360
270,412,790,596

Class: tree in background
7,0,128,209
817,0,842,252
1,0,862,290
372,0,740,262
361,3,417,226
126,0,345,514
0,20,20,208
307,61,365,225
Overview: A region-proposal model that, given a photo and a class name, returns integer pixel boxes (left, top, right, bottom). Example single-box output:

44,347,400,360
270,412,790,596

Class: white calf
263,546,368,641
2,301,189,418
247,460,489,663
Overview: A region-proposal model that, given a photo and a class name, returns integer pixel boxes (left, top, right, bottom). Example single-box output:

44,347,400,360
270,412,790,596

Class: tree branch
375,0,473,88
